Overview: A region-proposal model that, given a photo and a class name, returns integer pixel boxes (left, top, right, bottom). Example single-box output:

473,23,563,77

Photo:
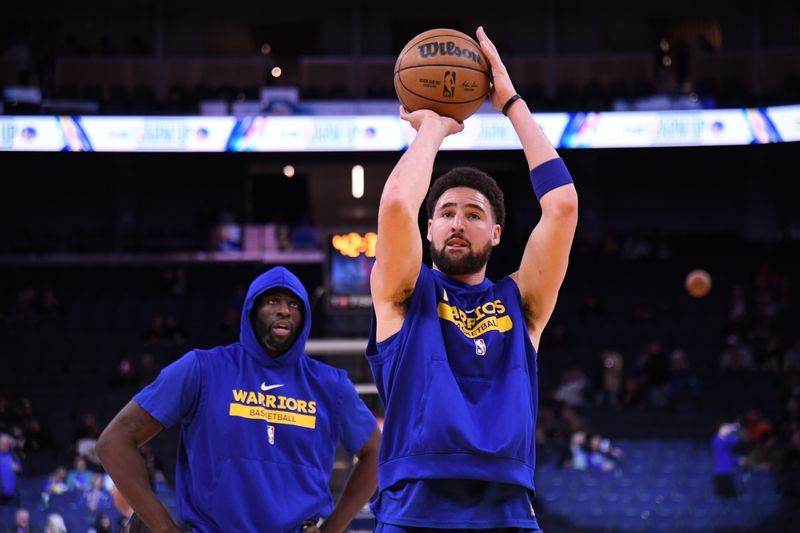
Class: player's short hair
426,167,506,228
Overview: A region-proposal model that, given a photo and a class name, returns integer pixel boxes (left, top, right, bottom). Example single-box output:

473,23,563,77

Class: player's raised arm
371,108,463,341
477,27,578,348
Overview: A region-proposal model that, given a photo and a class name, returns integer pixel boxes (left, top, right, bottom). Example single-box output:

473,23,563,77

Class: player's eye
290,301,301,309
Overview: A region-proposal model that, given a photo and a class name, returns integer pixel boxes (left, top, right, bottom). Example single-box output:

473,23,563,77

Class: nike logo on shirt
261,383,284,392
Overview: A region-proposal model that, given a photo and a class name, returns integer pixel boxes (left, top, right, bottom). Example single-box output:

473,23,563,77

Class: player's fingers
477,27,500,58
477,27,508,78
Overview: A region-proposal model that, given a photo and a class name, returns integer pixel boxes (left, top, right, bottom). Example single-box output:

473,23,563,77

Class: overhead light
283,165,295,178
271,67,282,78
261,43,272,55
352,165,364,199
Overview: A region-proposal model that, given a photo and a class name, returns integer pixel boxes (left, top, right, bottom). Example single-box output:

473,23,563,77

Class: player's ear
491,224,501,246
426,219,433,242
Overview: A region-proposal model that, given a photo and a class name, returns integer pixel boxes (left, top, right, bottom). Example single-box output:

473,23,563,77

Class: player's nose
451,213,465,232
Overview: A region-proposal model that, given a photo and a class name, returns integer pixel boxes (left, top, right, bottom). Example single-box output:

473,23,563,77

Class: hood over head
240,266,312,367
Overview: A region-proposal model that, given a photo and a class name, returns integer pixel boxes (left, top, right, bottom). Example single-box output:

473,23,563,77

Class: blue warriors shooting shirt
135,267,377,533
367,265,539,529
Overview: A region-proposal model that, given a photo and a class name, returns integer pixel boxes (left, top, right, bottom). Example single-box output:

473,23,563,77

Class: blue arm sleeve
133,351,202,429
338,373,377,455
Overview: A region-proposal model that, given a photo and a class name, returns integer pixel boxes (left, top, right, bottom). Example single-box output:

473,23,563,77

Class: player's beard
430,237,492,276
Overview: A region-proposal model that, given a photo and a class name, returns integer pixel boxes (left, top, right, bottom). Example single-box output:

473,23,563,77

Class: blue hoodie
134,267,376,533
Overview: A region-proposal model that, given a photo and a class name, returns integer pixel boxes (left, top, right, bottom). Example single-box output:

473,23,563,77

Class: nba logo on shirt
474,339,487,356
267,425,275,445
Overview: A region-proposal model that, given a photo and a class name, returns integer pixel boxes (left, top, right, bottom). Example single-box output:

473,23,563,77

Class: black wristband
501,94,523,116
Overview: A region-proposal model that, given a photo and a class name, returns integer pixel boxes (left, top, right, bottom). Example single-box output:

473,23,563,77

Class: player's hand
476,26,518,112
399,106,464,136
303,520,321,533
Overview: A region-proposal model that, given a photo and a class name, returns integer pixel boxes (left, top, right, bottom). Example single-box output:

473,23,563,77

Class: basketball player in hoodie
366,27,578,531
97,266,380,533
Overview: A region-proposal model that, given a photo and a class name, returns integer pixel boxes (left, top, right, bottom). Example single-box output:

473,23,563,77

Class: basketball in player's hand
685,269,712,298
394,29,490,122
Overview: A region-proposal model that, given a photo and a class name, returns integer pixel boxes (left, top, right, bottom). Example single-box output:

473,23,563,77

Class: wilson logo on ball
418,41,483,65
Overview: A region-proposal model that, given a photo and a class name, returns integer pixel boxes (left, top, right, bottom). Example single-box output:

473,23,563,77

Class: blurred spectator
22,417,55,454
744,408,774,445
588,433,621,472
73,414,101,443
754,289,782,321
567,431,588,470
109,358,139,389
4,507,40,533
748,318,777,369
761,335,782,372
595,350,624,407
66,457,92,493
745,432,784,471
619,375,645,408
726,285,748,335
144,313,167,344
558,405,588,437
72,414,101,469
42,466,68,498
163,315,187,344
535,407,558,453
712,421,742,499
0,434,22,507
553,369,588,407
43,514,66,533
83,474,111,514
86,513,112,533
720,335,753,371
668,349,700,409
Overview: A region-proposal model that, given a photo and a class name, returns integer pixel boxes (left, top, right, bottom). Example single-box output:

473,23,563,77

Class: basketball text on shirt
436,289,512,339
229,388,317,429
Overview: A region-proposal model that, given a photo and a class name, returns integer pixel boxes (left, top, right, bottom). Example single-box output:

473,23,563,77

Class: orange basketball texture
394,29,490,122
685,269,712,298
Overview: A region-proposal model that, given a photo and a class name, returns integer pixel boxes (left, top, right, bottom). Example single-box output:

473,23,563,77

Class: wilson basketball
685,269,712,298
394,29,490,122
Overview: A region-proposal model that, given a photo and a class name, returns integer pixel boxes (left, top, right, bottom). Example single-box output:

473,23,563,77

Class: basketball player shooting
366,27,578,531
